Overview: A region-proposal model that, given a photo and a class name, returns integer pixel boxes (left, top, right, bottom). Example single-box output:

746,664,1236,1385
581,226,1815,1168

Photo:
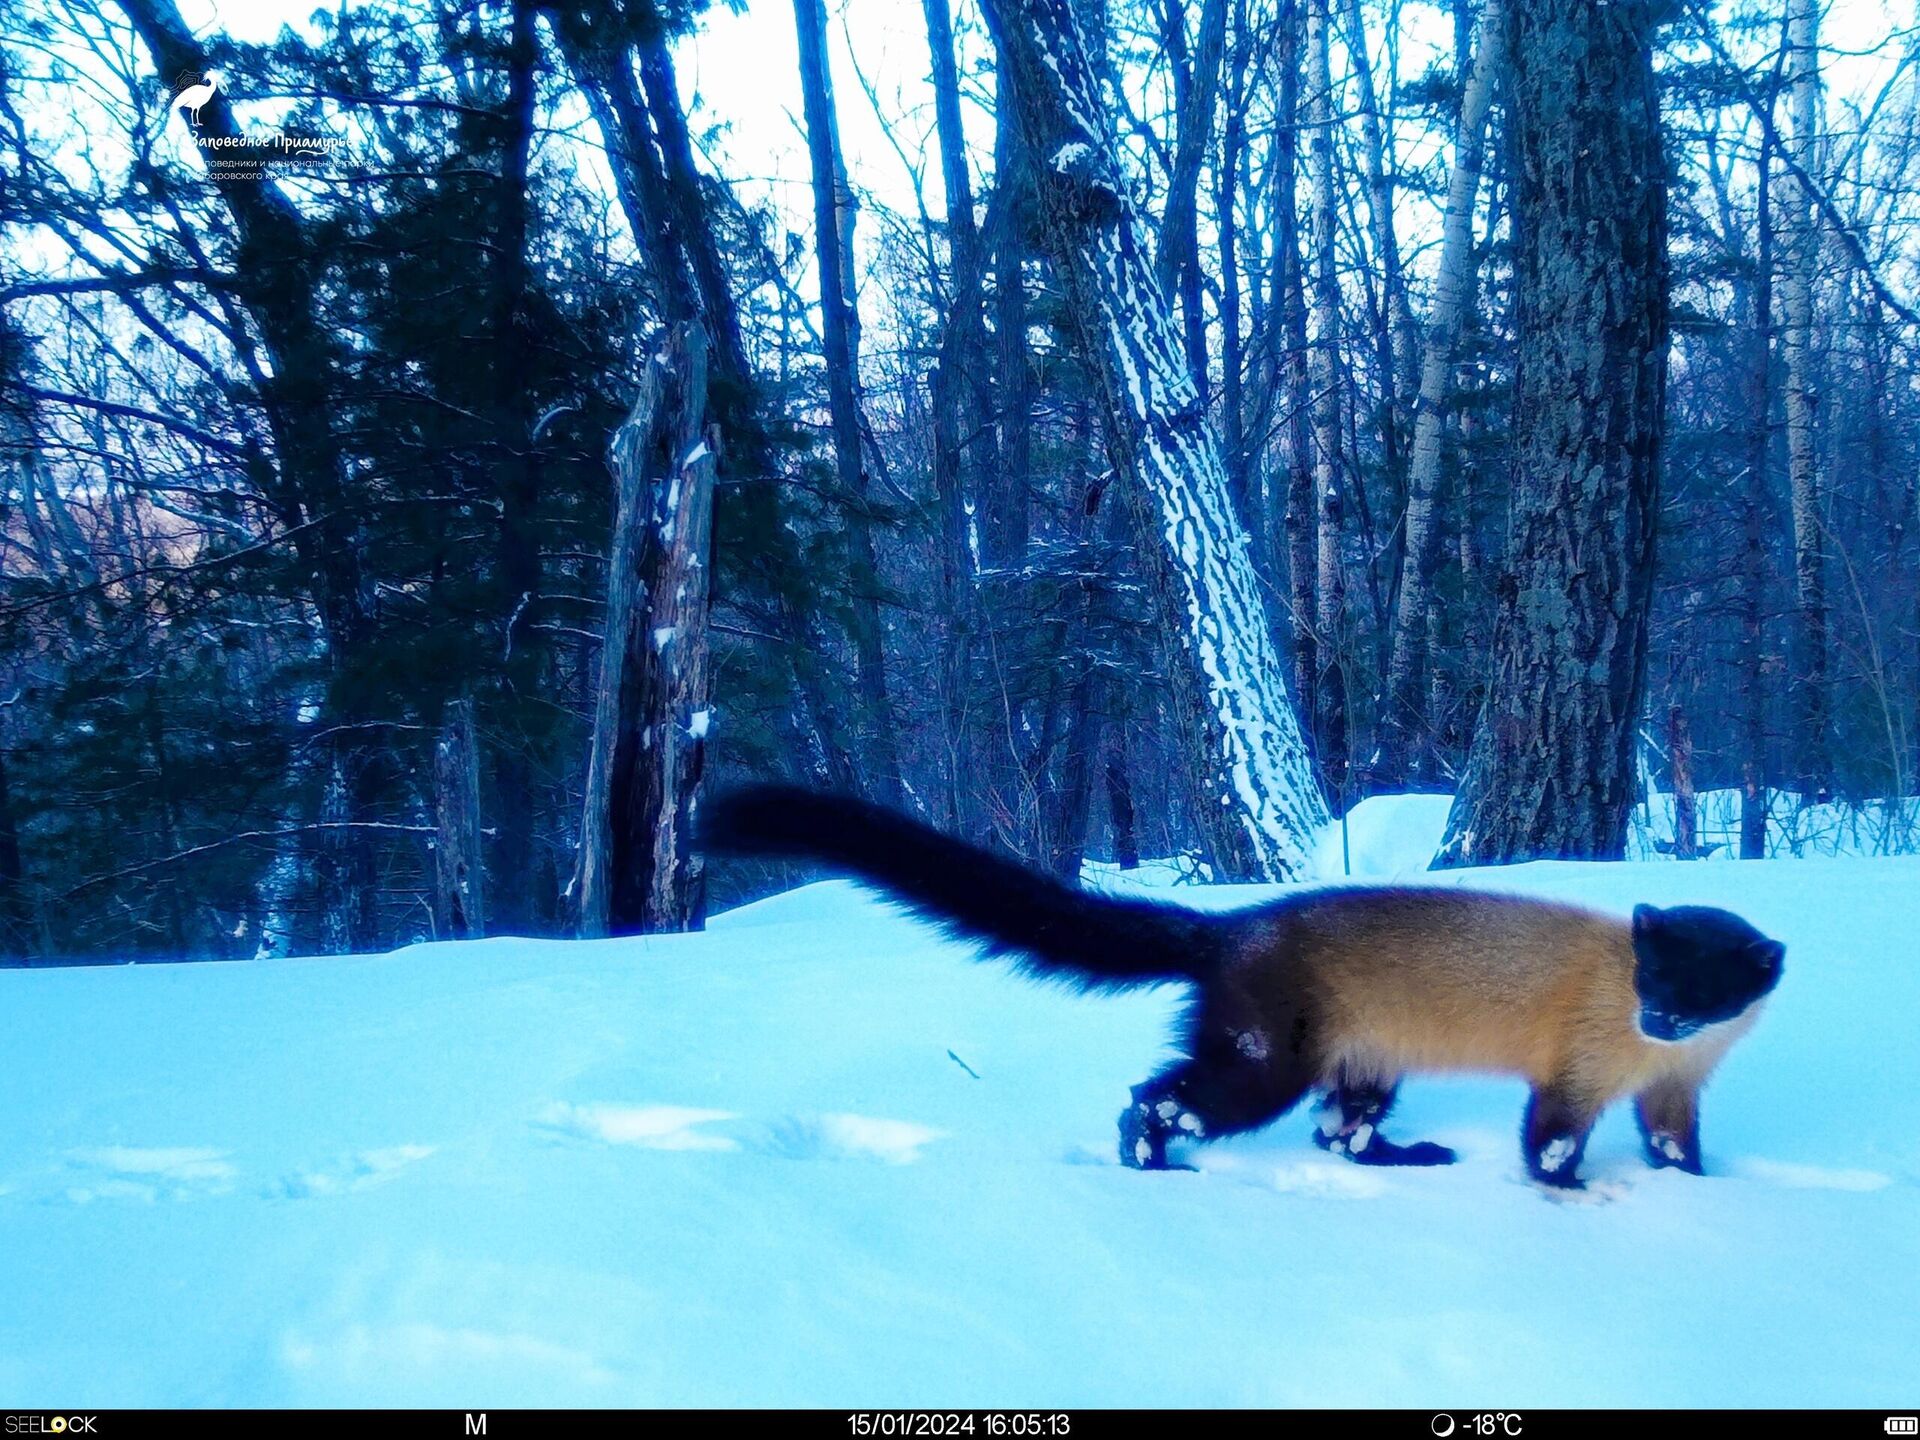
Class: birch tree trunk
1272,0,1320,745
575,324,716,937
1381,0,1501,785
982,0,1329,880
793,0,904,807
1434,0,1668,867
1781,0,1829,801
1305,0,1350,808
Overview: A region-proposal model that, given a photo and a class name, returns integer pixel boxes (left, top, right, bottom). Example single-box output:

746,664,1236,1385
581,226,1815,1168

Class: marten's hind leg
1312,1072,1457,1166
1119,1047,1315,1170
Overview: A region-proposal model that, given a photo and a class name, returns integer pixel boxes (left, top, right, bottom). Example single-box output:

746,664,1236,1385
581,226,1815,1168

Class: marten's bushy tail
701,784,1228,991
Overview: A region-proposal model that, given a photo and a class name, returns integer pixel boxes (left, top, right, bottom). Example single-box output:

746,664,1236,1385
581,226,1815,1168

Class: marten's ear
1632,904,1663,938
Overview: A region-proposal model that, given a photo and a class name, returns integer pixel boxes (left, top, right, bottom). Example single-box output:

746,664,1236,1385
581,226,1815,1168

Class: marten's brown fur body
1197,888,1767,1182
702,786,1785,1189
1243,888,1756,1098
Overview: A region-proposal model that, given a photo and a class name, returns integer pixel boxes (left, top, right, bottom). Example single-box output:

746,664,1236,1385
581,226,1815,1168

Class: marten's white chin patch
1637,1004,1762,1046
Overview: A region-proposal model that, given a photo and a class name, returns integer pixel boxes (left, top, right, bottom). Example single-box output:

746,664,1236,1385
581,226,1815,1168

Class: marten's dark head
1631,904,1784,1042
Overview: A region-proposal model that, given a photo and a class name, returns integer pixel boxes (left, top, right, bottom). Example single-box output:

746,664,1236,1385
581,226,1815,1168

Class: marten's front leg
1523,1080,1601,1189
1635,1076,1703,1174
1311,1074,1456,1166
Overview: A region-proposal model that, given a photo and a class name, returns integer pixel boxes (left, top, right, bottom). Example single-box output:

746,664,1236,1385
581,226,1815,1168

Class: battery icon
1885,1419,1918,1435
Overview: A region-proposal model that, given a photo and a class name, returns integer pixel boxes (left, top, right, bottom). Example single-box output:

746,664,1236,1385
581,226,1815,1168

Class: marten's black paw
1118,1101,1165,1169
1119,1082,1214,1171
1527,1136,1587,1189
1641,1133,1704,1174
1315,1125,1457,1166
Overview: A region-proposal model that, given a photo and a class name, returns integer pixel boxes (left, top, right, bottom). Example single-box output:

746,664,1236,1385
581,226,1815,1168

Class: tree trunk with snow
432,698,486,941
554,5,863,805
575,324,716,937
1434,0,1668,868
1780,0,1829,802
981,0,1329,880
1381,0,1502,785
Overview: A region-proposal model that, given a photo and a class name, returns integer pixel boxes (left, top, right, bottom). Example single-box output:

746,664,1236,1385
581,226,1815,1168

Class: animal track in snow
1523,1173,1632,1205
751,1113,944,1165
270,1145,435,1199
534,1102,741,1152
1191,1151,1391,1199
1255,1158,1392,1199
1733,1158,1892,1192
62,1145,238,1203
533,1101,943,1164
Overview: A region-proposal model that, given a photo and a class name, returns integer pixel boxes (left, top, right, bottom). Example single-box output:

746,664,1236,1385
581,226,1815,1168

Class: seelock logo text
5,1419,98,1434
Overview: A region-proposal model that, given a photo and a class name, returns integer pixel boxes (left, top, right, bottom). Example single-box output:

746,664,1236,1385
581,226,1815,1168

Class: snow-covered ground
4,851,1917,1407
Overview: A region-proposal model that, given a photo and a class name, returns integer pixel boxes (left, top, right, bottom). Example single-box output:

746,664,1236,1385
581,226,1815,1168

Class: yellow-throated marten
702,786,1785,1190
